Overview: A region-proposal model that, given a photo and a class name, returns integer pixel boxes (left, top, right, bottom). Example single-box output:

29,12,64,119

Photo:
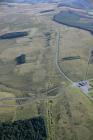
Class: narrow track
56,32,73,84
0,88,58,107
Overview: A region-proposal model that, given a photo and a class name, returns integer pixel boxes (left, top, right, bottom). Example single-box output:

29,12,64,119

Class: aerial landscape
0,0,93,139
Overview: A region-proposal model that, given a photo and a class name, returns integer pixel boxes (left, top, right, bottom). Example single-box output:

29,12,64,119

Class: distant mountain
58,0,93,9
0,0,93,9
0,0,51,3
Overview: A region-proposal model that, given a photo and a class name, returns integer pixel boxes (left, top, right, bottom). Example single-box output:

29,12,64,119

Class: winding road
56,32,73,84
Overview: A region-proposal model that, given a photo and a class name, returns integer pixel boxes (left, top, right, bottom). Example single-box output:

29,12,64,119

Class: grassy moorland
0,3,93,140
58,28,93,82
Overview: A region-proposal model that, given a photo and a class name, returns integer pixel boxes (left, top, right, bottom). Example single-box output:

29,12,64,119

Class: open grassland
0,4,62,96
0,4,62,126
0,31,61,95
0,3,93,140
47,87,93,140
88,80,93,98
0,91,16,122
58,28,93,82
